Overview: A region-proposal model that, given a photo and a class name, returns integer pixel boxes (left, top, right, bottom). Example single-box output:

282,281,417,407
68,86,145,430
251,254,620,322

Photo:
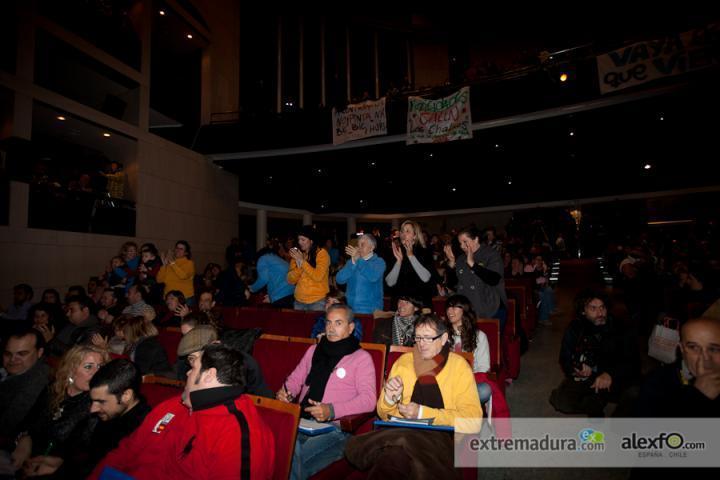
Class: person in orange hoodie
157,240,196,305
287,226,330,311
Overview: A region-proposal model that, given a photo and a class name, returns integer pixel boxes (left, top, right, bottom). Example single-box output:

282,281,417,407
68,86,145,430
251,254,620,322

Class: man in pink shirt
277,303,376,479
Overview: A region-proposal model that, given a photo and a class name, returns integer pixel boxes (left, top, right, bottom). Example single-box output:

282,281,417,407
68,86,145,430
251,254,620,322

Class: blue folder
374,420,455,432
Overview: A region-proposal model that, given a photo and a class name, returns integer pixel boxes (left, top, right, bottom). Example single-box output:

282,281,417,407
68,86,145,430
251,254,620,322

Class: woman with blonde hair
13,345,109,470
122,316,171,376
385,220,436,308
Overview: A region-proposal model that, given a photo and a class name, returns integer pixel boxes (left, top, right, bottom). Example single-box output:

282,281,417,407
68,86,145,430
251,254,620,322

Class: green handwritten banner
406,87,472,144
596,23,719,94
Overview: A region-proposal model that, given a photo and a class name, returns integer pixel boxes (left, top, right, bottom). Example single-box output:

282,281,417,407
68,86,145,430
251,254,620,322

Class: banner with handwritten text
596,24,719,95
332,98,387,145
406,87,472,144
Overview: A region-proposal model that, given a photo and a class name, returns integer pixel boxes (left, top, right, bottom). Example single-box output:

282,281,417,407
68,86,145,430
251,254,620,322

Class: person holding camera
549,290,637,417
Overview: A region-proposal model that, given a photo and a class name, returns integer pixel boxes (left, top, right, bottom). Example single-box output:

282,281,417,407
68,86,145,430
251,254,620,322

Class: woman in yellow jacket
287,226,330,311
345,314,483,478
157,240,196,305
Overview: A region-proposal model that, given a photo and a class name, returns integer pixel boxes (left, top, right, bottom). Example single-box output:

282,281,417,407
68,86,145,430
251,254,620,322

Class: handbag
648,317,680,364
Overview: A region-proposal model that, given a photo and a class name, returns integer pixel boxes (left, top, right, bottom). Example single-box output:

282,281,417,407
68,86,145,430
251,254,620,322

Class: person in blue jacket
249,246,295,308
336,234,386,314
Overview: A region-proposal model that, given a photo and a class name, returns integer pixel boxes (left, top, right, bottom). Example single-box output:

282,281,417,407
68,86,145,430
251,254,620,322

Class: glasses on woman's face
413,333,443,344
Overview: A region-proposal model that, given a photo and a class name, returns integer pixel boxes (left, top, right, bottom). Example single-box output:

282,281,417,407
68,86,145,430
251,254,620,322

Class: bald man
635,317,720,417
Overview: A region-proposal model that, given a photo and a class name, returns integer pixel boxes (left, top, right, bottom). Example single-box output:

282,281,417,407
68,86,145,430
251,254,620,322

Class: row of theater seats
141,334,481,480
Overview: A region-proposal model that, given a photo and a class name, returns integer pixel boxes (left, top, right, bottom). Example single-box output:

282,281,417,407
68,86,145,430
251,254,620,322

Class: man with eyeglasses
346,314,482,478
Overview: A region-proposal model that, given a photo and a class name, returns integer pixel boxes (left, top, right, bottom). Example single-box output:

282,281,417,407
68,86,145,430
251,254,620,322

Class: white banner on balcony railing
406,86,472,145
596,23,718,95
332,97,387,145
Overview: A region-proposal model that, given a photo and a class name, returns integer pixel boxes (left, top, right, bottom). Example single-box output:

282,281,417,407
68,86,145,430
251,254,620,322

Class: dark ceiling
215,70,719,213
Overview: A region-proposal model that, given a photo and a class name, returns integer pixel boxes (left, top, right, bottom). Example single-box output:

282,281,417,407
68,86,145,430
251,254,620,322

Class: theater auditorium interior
1,3,719,479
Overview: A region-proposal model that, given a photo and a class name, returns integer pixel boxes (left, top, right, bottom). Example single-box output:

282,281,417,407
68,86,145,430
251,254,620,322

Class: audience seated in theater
196,288,223,325
216,258,252,307
445,295,492,403
550,290,637,417
41,288,62,306
310,291,363,342
0,329,50,444
288,225,331,311
122,284,156,323
635,317,720,417
507,255,527,278
89,344,275,480
117,316,171,377
97,288,126,326
198,262,222,293
249,246,296,308
373,296,422,346
157,240,196,305
0,284,34,336
93,315,130,355
87,276,103,306
103,256,126,289
29,303,61,346
336,233,386,315
444,225,508,334
12,345,109,475
138,243,163,304
157,290,188,327
278,304,376,479
345,314,482,478
179,311,217,335
65,285,88,303
385,220,436,309
177,325,273,398
47,296,102,356
22,359,151,478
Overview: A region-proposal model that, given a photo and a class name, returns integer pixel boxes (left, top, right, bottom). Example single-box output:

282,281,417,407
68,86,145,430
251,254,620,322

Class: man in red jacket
90,344,275,480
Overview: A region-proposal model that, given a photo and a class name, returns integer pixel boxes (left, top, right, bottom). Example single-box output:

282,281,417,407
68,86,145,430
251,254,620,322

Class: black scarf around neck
302,335,360,416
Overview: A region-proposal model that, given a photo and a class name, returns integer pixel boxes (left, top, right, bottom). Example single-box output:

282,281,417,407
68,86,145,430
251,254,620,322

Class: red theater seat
247,394,301,480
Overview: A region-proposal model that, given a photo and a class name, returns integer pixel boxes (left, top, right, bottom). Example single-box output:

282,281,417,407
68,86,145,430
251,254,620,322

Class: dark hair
574,289,610,318
67,285,87,297
89,359,141,400
176,240,192,259
42,289,61,304
458,225,481,241
103,288,121,301
166,290,186,305
397,296,422,309
181,311,218,330
129,283,150,303
445,294,478,353
14,283,34,299
414,313,449,336
200,343,246,387
27,303,57,329
5,327,45,352
198,288,215,301
141,243,159,257
66,295,95,312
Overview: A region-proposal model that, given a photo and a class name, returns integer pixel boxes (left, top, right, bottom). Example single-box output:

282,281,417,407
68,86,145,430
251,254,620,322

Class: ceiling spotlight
658,113,665,121
569,129,575,136
559,73,568,82
451,187,457,192
186,34,193,39
368,160,376,167
159,9,166,15
505,175,513,185
103,132,111,137
57,116,66,121
643,163,652,170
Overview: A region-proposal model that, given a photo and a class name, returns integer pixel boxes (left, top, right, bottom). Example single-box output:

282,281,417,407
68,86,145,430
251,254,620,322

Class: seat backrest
141,375,184,407
386,345,413,378
355,314,375,343
267,309,316,337
359,342,386,395
157,328,183,365
253,335,316,392
385,346,473,380
505,298,517,337
246,394,300,480
432,296,446,316
476,319,501,370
